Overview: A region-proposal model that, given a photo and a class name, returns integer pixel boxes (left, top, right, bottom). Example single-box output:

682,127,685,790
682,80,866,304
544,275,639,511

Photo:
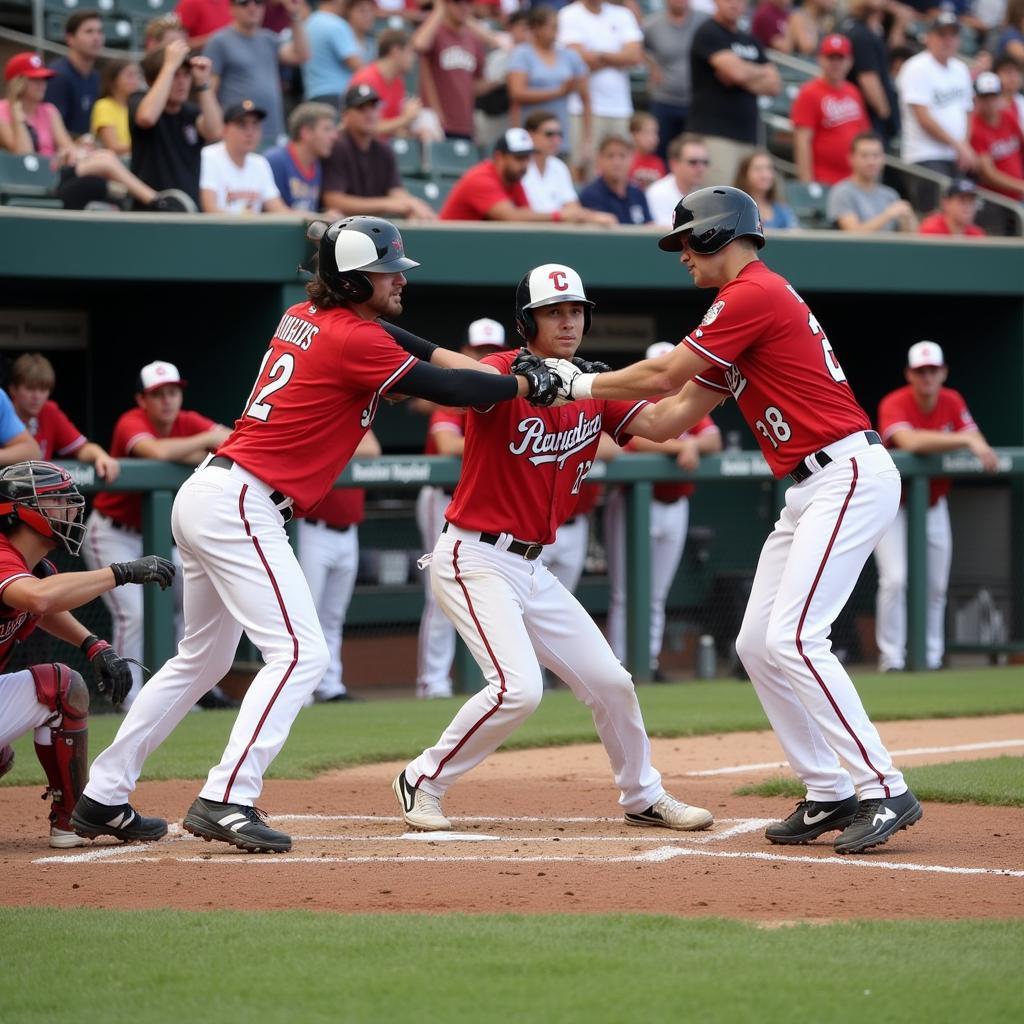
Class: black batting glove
511,347,543,375
572,356,611,374
521,362,561,407
110,555,175,590
82,634,133,706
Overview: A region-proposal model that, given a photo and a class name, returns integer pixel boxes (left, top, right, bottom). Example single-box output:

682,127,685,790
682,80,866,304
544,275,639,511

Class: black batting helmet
309,216,420,303
514,263,595,341
658,186,765,255
0,461,86,556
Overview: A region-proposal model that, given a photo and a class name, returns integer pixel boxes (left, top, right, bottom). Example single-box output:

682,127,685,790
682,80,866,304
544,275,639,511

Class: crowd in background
0,0,1022,233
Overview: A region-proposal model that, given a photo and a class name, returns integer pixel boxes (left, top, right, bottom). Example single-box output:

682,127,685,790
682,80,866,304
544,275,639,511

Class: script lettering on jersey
725,364,747,400
509,410,604,467
273,314,320,351
0,611,29,643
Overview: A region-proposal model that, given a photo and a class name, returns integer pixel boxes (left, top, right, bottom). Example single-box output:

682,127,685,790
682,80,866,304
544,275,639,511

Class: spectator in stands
440,125,569,221
918,177,987,236
144,15,189,53
265,102,338,212
970,70,1024,231
522,109,617,223
177,0,232,48
132,41,224,209
828,131,917,231
558,0,644,173
0,391,40,465
578,133,652,224
91,60,142,157
474,9,531,153
995,55,1024,126
897,12,976,209
345,0,379,64
734,149,797,227
792,33,872,184
321,83,437,219
507,4,590,152
841,0,899,145
629,110,666,189
303,0,363,106
995,0,1024,63
45,11,103,138
351,30,429,139
787,0,839,57
7,353,118,479
642,0,708,161
206,0,310,147
751,0,793,52
645,132,709,227
1,53,191,212
199,100,289,213
413,0,489,140
688,0,782,187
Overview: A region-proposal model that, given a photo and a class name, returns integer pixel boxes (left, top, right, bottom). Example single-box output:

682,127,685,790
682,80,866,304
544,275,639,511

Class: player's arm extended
625,381,724,443
3,568,121,617
588,344,713,401
890,428,999,469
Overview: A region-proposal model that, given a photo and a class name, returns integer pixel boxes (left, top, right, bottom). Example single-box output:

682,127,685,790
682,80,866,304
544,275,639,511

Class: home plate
401,831,500,842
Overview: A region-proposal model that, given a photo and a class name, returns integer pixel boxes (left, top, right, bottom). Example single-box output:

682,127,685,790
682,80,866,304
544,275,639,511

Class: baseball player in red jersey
0,462,172,847
415,319,507,700
605,342,721,677
7,353,119,481
874,341,997,672
549,187,922,855
393,263,714,834
72,217,561,853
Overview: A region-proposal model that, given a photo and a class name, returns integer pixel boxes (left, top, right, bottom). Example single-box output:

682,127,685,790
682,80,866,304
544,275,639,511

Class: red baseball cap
819,34,852,58
4,52,56,83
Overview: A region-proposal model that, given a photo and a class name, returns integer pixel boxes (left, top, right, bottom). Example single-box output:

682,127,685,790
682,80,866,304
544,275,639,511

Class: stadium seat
0,153,60,207
391,137,424,178
786,181,831,229
402,176,451,212
425,138,478,179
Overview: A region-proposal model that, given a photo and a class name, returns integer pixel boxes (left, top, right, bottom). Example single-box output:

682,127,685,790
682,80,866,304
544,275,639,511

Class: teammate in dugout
0,462,172,848
546,186,922,855
393,263,715,835
71,216,563,854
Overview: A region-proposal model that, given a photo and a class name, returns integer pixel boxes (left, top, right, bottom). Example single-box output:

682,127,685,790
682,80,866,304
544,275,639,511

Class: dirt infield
3,715,1023,921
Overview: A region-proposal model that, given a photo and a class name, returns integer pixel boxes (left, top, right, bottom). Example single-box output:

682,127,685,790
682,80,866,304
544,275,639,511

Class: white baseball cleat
624,794,714,831
393,771,451,831
49,825,89,848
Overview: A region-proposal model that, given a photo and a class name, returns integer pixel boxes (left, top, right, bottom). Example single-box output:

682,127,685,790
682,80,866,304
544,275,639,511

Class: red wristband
82,634,111,661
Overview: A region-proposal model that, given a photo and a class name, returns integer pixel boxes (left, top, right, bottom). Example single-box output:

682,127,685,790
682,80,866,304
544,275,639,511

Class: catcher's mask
0,461,87,556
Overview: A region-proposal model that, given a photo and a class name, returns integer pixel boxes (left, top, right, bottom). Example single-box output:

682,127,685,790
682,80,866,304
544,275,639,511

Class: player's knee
501,673,544,716
305,635,331,678
30,664,89,724
763,621,798,668
734,622,766,669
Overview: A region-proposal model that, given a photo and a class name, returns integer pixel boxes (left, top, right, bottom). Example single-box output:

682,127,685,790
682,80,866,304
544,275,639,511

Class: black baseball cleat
834,790,922,855
182,797,291,853
70,794,169,843
764,795,859,845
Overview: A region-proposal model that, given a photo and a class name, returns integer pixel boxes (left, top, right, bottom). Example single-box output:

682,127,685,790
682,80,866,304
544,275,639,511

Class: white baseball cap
467,318,506,348
907,341,945,369
138,360,185,393
646,341,675,360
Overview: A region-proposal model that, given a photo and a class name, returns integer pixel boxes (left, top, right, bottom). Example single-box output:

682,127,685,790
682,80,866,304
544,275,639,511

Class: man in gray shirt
643,0,708,161
205,0,310,146
828,131,917,232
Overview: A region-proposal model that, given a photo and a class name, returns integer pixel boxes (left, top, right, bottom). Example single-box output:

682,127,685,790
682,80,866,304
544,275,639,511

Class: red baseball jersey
790,79,871,185
92,407,215,530
424,407,466,455
218,302,417,516
0,536,44,671
27,400,87,461
439,161,530,221
877,385,977,505
918,213,986,236
688,261,871,477
969,109,1024,200
571,482,602,518
445,351,647,545
625,413,719,502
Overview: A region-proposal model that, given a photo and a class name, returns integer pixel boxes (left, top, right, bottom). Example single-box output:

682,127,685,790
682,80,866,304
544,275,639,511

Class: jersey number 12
244,350,295,422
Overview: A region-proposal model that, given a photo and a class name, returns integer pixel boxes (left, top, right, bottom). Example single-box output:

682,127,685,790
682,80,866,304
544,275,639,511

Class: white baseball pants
85,459,329,807
0,670,57,749
415,486,455,698
735,440,907,802
298,519,359,699
605,492,690,669
405,525,665,813
542,514,589,594
874,499,952,672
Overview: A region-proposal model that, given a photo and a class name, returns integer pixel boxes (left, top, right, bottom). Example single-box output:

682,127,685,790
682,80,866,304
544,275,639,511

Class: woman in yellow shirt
90,59,142,155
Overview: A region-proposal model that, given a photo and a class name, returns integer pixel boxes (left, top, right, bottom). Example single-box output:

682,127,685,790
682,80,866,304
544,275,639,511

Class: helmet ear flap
332,271,374,304
582,307,592,336
515,308,537,341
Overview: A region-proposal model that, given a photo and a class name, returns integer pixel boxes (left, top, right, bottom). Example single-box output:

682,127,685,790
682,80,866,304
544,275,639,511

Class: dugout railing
53,448,1024,687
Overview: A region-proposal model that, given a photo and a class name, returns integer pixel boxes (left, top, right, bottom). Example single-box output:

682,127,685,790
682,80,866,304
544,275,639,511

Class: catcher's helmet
310,216,420,303
515,264,595,341
0,461,86,556
658,186,765,255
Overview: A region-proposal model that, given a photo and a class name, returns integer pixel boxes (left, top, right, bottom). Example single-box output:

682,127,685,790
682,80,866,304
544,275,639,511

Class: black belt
305,518,352,533
443,521,543,561
789,431,881,484
209,455,293,521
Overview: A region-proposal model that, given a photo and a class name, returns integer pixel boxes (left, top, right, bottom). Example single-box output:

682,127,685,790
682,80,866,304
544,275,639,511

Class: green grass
0,909,1021,1024
3,666,1022,787
736,756,1024,807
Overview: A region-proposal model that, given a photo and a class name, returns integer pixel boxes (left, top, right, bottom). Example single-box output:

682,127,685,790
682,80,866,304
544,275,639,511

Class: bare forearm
891,429,984,455
0,434,42,465
794,130,813,182
40,609,91,647
197,89,223,141
8,569,118,616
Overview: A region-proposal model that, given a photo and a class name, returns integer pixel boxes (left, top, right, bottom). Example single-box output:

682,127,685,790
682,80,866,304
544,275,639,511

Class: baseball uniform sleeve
681,281,775,368
428,409,466,437
340,322,418,394
0,393,27,444
178,410,216,434
877,390,913,444
120,409,158,455
48,403,88,456
693,365,731,394
949,389,979,432
603,399,650,445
